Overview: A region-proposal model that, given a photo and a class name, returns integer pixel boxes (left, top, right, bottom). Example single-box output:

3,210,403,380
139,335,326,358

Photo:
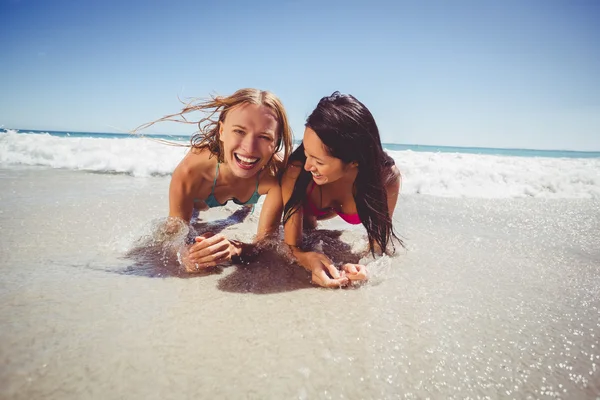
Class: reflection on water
120,206,367,288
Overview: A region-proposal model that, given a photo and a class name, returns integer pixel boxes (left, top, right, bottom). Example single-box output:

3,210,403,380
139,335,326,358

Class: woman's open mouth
234,153,260,170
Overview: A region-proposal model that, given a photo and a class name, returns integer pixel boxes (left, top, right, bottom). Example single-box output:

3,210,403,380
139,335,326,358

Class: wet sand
1,167,599,399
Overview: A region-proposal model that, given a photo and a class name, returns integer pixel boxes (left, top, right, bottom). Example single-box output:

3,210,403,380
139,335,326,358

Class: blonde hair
134,88,293,175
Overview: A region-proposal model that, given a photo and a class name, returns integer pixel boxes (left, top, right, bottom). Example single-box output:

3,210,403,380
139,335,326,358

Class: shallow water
1,167,599,399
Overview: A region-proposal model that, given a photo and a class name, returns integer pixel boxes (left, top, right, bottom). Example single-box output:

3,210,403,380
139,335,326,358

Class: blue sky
1,0,599,150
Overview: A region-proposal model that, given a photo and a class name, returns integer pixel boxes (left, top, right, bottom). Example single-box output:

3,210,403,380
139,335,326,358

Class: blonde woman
137,88,293,272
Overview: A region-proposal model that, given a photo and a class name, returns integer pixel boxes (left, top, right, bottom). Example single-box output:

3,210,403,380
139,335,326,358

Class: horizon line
2,127,599,154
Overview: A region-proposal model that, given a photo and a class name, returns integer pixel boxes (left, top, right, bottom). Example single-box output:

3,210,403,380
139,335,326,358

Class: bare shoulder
172,146,215,184
385,164,402,193
389,164,401,182
258,170,280,193
258,160,300,193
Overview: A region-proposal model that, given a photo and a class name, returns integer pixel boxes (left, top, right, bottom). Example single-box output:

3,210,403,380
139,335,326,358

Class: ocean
1,128,599,399
2,129,600,198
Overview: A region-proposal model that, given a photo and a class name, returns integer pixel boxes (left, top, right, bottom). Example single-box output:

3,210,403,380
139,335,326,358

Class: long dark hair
282,91,401,255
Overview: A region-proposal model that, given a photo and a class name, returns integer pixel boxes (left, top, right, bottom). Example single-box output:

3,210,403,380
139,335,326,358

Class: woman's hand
297,251,349,288
341,263,368,282
181,232,238,272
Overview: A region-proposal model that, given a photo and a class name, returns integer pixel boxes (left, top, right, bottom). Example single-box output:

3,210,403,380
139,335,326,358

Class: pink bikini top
304,181,362,225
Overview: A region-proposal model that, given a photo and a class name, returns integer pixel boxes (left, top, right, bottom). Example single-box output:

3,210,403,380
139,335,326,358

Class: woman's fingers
193,247,231,265
188,235,230,261
183,250,230,272
324,263,341,279
315,255,340,279
342,264,358,275
190,241,230,262
312,268,349,288
180,233,233,272
312,274,344,288
189,233,221,251
344,264,368,281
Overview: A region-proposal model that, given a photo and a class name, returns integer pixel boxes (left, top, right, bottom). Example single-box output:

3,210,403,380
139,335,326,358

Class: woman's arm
281,165,349,288
385,165,402,217
168,161,196,223
167,156,231,272
255,178,283,241
281,165,304,248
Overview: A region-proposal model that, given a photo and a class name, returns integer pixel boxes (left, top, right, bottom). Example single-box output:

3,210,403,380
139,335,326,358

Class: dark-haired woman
281,92,402,288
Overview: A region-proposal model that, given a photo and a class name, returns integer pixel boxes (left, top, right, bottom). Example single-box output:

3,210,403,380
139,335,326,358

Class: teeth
236,154,259,163
311,172,322,177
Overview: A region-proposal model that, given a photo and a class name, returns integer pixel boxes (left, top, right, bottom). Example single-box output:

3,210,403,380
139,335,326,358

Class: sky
1,0,599,150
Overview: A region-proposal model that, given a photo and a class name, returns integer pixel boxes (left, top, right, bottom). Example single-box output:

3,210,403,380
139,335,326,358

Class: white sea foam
2,130,599,198
0,130,187,177
392,150,600,199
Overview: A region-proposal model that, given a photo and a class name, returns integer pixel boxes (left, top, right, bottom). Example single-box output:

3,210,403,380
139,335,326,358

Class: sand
1,166,599,399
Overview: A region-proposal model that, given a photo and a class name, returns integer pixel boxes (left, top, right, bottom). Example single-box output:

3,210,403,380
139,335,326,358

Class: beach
3,0,600,395
1,159,599,399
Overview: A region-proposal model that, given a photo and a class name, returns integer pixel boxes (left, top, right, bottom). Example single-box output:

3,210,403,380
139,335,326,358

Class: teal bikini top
196,162,261,208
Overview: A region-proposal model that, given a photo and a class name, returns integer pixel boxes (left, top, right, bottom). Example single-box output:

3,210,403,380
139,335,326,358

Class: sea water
2,129,600,198
1,129,599,399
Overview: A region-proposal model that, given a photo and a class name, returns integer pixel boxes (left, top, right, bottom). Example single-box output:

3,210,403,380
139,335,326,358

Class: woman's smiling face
219,103,279,178
302,127,353,185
